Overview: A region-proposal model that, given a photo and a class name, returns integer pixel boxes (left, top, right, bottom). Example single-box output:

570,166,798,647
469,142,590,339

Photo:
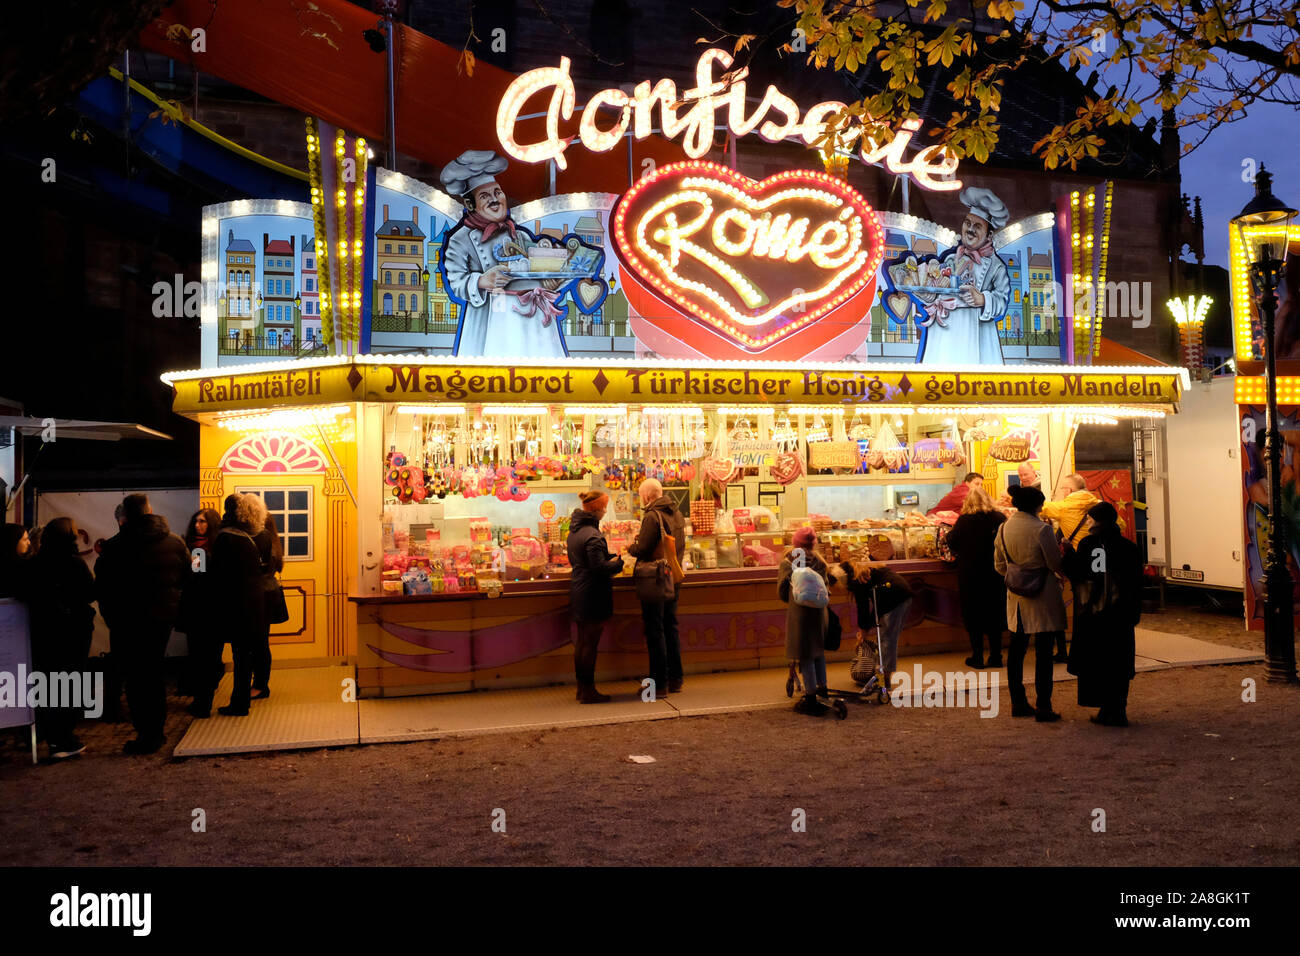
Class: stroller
784,585,892,710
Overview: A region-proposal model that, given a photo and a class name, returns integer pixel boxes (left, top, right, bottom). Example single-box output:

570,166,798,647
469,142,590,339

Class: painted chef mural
438,149,607,358
882,187,1013,365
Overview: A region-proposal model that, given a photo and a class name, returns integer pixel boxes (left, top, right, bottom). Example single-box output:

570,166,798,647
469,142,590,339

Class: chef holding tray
912,186,1012,366
440,149,570,358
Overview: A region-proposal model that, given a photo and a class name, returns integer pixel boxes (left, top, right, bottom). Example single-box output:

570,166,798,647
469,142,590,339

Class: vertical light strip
351,138,369,350
1091,181,1113,358
1070,190,1084,363
305,118,336,348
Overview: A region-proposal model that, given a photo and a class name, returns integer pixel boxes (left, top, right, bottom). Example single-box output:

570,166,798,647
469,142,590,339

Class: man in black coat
95,493,190,753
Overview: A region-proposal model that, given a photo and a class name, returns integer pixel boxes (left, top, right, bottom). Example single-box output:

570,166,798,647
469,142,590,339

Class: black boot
577,683,611,704
985,634,1003,667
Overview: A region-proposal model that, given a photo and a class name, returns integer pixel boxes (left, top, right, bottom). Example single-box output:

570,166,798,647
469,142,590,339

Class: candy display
690,498,716,535
378,400,976,599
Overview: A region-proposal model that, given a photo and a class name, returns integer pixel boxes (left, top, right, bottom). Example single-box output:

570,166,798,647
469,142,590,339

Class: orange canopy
1094,337,1168,366
136,0,687,200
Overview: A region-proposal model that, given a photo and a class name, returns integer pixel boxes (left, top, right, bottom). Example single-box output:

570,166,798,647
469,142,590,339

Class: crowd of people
1,492,286,760
1,471,1143,760
565,468,1143,726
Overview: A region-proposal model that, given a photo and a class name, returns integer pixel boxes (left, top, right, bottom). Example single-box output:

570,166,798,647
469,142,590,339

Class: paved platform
173,631,1263,757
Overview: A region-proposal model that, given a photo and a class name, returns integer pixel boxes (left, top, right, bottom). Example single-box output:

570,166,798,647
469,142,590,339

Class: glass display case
374,401,974,594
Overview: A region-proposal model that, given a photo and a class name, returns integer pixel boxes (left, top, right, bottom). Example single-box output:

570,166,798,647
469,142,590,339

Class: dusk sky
1180,100,1300,270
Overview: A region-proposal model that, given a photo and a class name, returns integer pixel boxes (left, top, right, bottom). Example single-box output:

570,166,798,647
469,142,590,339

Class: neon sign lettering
612,161,884,354
496,49,962,191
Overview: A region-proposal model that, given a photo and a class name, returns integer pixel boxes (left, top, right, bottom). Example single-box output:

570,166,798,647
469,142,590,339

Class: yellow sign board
367,365,1181,406
172,362,1182,415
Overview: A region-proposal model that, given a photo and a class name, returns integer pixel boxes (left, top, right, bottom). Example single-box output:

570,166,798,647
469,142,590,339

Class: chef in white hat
916,186,1011,365
439,149,567,358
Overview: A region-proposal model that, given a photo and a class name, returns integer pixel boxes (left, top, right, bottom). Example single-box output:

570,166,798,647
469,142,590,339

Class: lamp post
421,265,430,330
1232,165,1299,683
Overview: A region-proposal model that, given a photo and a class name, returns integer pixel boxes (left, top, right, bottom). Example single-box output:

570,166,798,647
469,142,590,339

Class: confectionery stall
165,357,1183,696
160,49,1187,696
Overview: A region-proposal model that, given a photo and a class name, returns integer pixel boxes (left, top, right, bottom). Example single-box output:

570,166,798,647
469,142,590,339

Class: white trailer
1141,375,1244,590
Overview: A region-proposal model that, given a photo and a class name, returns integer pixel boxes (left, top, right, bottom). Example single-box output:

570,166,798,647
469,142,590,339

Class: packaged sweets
401,567,434,595
690,498,715,535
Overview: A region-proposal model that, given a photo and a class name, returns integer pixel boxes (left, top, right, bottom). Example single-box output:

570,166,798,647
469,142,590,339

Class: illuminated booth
164,51,1187,696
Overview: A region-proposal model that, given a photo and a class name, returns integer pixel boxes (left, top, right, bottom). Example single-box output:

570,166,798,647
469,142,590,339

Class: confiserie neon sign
496,49,962,191
612,161,884,357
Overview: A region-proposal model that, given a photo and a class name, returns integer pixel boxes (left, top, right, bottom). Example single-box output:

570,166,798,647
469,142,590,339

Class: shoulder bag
825,608,843,652
265,573,290,624
632,512,681,603
998,524,1048,598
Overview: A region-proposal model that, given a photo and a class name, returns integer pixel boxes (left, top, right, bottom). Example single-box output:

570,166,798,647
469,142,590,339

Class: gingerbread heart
706,456,738,484
771,451,803,486
886,292,913,321
575,278,605,311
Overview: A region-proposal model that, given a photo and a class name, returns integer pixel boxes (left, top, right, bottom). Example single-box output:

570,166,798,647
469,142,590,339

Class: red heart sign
613,161,884,360
705,457,739,484
771,451,804,486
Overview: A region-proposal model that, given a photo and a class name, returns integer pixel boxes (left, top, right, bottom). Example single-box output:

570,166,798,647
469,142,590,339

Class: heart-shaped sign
575,278,605,310
771,451,803,486
613,161,884,360
886,292,914,321
705,456,738,484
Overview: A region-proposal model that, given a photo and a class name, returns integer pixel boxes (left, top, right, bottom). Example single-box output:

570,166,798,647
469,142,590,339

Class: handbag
825,608,843,652
264,575,290,624
850,637,878,684
998,525,1048,598
632,512,680,603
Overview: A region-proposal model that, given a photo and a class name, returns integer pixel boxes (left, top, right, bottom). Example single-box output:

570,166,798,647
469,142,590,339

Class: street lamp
1232,165,1299,684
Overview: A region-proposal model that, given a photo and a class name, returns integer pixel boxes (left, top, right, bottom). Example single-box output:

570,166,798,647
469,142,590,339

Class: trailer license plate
1168,568,1205,582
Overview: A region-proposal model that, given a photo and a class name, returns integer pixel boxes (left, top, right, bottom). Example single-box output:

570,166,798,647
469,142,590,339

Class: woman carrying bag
993,485,1066,722
778,527,832,717
627,478,687,698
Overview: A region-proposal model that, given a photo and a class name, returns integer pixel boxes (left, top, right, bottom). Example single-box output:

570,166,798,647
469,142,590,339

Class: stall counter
353,560,964,697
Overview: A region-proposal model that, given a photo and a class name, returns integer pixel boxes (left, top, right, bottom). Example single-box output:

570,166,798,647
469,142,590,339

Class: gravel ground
1,597,1295,867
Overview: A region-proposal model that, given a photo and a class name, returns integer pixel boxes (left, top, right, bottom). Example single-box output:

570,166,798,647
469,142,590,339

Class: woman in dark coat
1064,502,1142,726
945,487,1008,668
210,494,266,716
250,510,285,701
566,491,625,703
181,508,224,717
777,527,832,716
26,517,96,758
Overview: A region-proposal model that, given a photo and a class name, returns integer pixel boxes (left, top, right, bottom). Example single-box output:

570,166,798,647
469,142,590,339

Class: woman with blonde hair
210,493,266,717
946,487,1008,668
